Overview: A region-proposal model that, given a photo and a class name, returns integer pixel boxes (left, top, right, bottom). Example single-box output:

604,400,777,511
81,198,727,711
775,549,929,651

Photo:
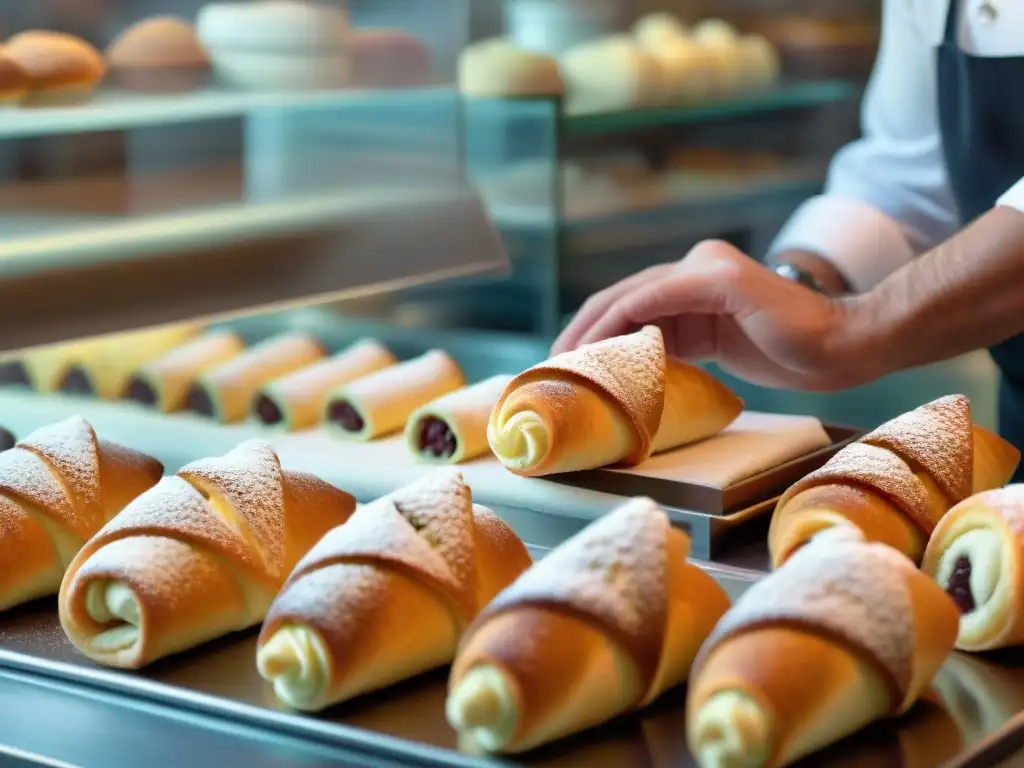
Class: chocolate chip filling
0,362,30,386
254,394,284,426
418,416,457,458
327,400,365,432
60,367,94,395
0,428,16,452
124,377,158,408
947,556,975,614
185,384,216,417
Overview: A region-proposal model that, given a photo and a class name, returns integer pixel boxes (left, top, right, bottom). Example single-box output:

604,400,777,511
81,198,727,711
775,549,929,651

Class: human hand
553,240,878,391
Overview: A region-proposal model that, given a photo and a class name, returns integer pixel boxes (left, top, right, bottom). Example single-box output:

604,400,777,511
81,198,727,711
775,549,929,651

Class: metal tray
552,424,860,515
0,565,1021,768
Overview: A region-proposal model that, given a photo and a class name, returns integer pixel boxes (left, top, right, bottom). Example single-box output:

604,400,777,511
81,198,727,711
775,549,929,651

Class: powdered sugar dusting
20,417,101,529
389,470,477,610
179,440,285,573
0,447,81,536
477,497,670,691
498,326,666,465
954,485,1024,538
779,442,933,533
861,395,973,504
696,535,916,704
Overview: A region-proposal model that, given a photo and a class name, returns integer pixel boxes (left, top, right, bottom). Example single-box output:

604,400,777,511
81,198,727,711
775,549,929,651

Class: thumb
574,245,760,347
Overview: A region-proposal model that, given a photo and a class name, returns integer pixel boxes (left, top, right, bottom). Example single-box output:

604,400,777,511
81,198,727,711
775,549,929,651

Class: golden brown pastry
687,527,960,768
5,31,105,105
59,441,355,668
252,339,396,432
185,332,325,424
458,39,564,97
325,350,465,441
446,497,730,754
106,16,210,92
124,329,245,413
405,375,514,464
922,484,1024,651
257,471,531,710
0,337,107,393
0,416,162,611
0,47,30,105
59,325,200,399
488,326,742,477
769,395,1019,568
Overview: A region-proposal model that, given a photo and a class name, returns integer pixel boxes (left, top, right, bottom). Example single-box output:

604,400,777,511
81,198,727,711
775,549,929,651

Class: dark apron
937,0,1024,481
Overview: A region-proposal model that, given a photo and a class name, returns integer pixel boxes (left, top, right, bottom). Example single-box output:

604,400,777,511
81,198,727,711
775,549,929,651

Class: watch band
771,262,830,295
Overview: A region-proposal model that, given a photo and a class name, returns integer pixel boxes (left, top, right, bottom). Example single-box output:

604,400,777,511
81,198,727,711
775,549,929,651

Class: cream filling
691,690,773,768
84,581,142,652
936,528,1005,641
256,624,329,710
446,665,519,753
487,411,550,473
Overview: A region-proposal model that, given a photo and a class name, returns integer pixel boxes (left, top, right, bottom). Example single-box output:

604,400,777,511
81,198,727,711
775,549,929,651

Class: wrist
825,290,897,386
770,250,853,296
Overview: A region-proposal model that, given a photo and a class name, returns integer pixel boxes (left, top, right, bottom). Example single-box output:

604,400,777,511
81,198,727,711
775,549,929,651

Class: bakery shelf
0,185,507,352
0,85,454,140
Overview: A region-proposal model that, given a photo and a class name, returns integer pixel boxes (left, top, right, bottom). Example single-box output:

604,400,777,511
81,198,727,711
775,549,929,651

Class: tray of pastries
0,412,1021,767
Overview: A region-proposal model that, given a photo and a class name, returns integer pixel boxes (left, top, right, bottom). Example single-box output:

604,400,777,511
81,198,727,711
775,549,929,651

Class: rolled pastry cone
561,36,668,113
488,326,741,477
458,39,564,97
768,395,1013,567
123,329,245,412
405,375,514,464
256,470,531,710
58,441,355,668
59,325,200,399
687,527,959,768
922,484,1024,651
252,340,396,432
0,416,162,611
325,350,465,441
446,497,730,754
185,332,326,424
972,424,1021,491
0,337,106,392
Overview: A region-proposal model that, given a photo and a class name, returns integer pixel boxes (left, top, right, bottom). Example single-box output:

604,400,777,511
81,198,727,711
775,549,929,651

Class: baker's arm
768,0,958,294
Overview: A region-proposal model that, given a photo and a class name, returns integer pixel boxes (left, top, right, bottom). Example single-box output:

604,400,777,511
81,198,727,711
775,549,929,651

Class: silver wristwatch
771,262,830,295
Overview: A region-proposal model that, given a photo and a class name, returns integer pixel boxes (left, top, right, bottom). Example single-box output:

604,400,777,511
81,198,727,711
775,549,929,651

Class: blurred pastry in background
5,30,105,105
736,34,781,91
351,29,432,89
405,374,514,464
0,47,30,105
561,35,667,114
106,16,210,93
253,339,396,432
185,332,325,424
59,325,199,399
691,19,743,96
459,39,563,97
197,1,352,91
632,12,688,50
325,350,464,441
125,329,245,413
638,33,716,103
0,337,105,393
0,428,14,452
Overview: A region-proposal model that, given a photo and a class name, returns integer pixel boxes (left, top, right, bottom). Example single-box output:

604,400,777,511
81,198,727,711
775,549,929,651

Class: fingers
552,264,673,355
575,245,753,348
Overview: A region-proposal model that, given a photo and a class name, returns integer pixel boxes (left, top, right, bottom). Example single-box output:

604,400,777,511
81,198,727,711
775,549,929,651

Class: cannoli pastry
124,329,245,412
488,326,742,477
922,484,1024,651
687,527,959,768
253,339,396,432
0,337,106,392
256,471,531,710
325,350,465,441
405,375,513,464
59,325,200,399
59,441,355,668
446,497,730,754
769,395,1019,568
185,332,325,424
0,416,162,611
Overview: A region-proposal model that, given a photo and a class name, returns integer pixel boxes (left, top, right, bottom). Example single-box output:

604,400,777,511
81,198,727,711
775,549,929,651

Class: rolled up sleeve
769,0,960,292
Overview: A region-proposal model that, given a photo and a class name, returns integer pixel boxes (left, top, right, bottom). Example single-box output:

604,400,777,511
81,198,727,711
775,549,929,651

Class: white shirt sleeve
769,0,960,292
